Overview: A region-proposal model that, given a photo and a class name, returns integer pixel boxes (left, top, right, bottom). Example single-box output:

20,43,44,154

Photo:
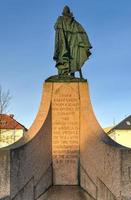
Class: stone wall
0,150,10,199
79,82,122,199
10,110,52,199
97,179,117,200
121,149,131,200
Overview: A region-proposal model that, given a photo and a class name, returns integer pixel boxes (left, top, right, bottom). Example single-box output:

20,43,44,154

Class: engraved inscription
52,86,80,185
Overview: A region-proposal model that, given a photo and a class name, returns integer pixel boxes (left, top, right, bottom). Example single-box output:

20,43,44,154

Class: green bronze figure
53,6,92,78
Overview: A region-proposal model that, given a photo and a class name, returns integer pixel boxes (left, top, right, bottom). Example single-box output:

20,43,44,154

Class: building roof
0,114,27,130
109,115,131,132
104,126,114,133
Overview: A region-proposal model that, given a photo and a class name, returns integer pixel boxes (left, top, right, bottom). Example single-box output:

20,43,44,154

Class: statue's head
62,5,73,17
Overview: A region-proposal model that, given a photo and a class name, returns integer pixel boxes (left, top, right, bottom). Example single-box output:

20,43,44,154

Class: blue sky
0,0,131,128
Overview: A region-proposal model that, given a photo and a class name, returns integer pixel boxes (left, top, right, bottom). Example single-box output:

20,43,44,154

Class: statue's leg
79,69,83,79
62,69,69,75
58,69,61,76
57,62,70,76
70,72,75,77
63,62,69,75
58,68,64,77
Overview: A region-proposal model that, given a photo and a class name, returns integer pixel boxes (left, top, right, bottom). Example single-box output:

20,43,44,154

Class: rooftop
108,115,131,132
0,114,27,130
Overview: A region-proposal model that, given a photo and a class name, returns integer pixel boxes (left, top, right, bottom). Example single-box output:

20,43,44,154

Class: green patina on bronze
53,6,92,78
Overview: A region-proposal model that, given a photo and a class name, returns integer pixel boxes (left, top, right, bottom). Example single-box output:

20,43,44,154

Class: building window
0,120,7,125
126,121,131,126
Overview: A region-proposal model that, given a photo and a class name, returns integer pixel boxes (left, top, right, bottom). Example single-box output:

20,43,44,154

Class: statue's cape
54,16,92,72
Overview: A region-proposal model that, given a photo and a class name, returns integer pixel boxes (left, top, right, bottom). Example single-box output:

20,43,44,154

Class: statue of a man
53,6,92,78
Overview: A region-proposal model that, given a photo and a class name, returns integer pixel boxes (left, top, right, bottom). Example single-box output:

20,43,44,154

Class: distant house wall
0,129,25,148
109,130,131,148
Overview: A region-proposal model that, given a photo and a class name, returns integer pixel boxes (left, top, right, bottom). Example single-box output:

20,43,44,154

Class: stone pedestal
0,80,126,200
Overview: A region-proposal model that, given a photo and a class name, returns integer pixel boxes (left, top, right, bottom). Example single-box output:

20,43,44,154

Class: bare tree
0,85,13,147
0,85,12,114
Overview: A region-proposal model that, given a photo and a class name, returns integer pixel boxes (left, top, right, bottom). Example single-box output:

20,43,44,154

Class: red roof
0,114,27,130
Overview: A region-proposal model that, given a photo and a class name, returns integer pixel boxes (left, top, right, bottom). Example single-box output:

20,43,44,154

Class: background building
105,115,131,148
0,114,27,148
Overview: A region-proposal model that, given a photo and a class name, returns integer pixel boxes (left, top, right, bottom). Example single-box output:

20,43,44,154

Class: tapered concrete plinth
0,80,126,200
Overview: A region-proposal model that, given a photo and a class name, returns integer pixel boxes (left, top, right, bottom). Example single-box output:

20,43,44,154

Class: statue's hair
62,6,73,17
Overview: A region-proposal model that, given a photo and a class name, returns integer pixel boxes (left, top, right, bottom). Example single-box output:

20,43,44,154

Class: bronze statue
53,6,92,78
